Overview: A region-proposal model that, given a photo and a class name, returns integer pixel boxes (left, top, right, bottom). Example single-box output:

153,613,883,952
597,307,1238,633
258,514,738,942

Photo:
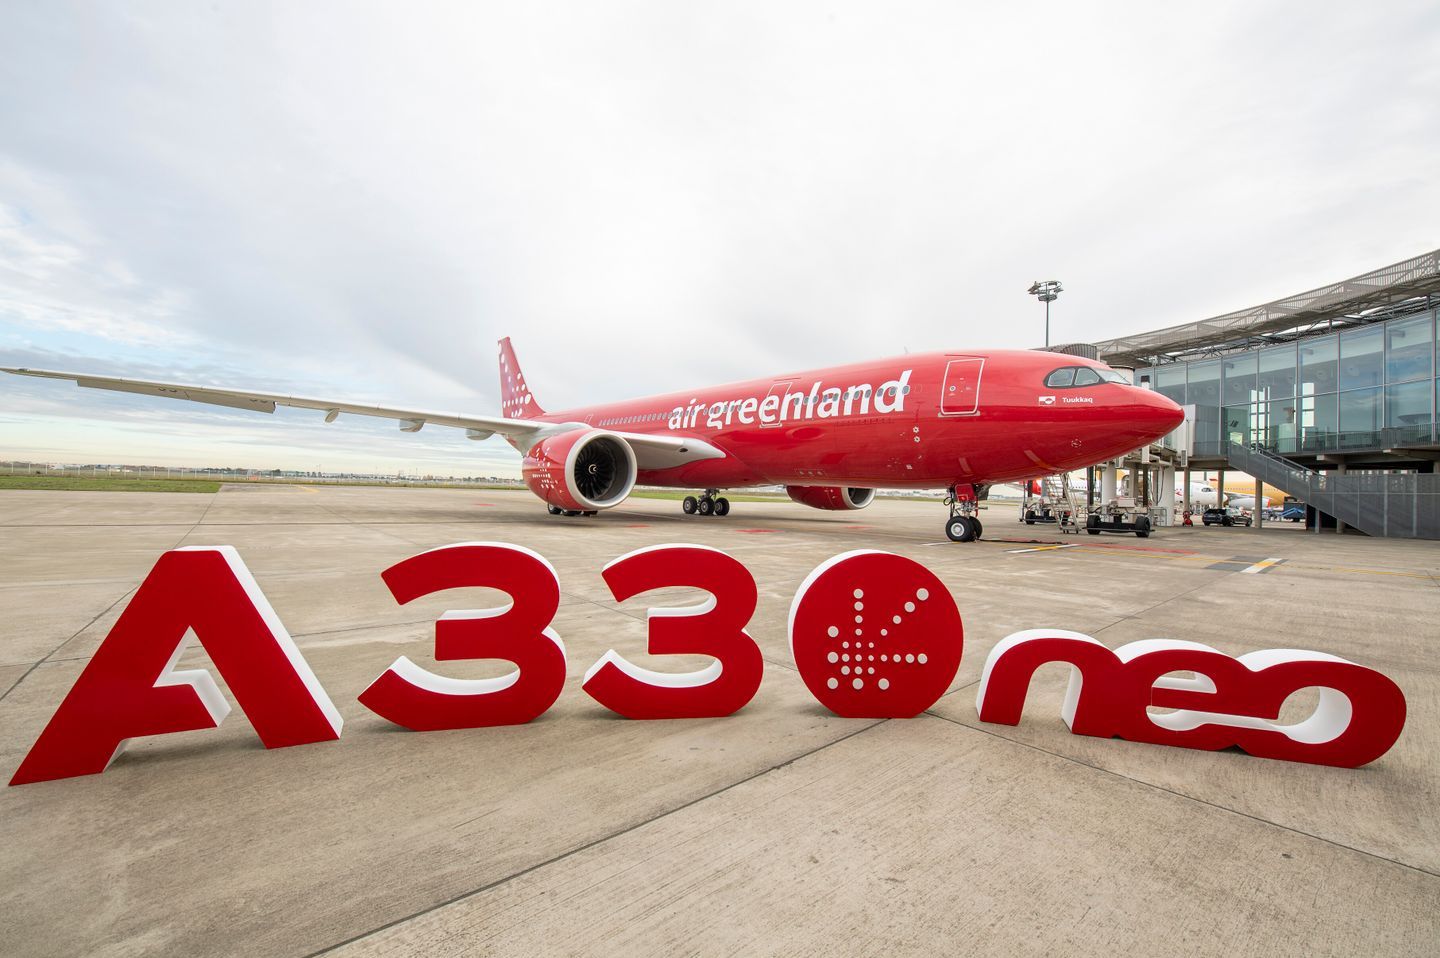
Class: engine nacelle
523,429,638,511
785,485,876,511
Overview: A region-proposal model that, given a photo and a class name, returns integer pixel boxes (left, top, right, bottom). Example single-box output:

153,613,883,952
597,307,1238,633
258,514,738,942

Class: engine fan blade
575,442,616,500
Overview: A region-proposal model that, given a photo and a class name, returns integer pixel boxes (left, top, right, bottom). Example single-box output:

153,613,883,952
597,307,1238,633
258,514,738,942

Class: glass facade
1339,326,1384,390
1300,335,1338,394
1222,353,1257,406
1187,360,1220,406
1300,392,1338,449
1135,308,1438,456
1154,365,1186,405
1386,315,1433,382
1387,380,1432,442
1257,345,1297,399
1340,387,1382,434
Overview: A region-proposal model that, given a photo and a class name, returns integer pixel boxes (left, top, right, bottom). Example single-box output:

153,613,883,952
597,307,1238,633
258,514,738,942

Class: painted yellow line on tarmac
293,485,319,494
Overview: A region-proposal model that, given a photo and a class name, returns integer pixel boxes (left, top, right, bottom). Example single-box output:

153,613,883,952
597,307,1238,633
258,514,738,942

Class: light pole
1028,280,1063,348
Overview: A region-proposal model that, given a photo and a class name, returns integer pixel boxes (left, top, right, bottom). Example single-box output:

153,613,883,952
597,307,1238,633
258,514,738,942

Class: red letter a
10,547,342,786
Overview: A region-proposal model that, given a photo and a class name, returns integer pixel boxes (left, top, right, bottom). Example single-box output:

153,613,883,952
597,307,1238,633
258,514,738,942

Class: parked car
1281,503,1306,522
1202,506,1252,527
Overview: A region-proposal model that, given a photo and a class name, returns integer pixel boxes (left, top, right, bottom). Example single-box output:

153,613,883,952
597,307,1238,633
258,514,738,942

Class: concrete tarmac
1,485,1436,957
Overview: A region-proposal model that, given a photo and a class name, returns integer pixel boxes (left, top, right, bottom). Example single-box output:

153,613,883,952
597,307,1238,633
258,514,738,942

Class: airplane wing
0,366,727,469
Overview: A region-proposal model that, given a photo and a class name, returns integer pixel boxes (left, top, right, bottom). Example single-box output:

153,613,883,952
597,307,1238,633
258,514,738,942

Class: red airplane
3,339,1182,541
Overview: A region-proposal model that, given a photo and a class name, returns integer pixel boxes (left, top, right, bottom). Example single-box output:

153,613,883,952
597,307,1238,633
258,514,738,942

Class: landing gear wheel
970,517,983,540
682,496,698,515
547,505,563,516
564,510,583,517
945,516,976,542
698,497,715,516
714,497,730,517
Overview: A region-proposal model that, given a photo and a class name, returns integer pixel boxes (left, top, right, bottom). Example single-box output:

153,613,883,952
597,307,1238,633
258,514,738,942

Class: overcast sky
2,1,1437,476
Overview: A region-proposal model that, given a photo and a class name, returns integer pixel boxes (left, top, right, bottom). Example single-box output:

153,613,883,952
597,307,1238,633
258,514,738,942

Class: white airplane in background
1181,480,1219,509
1173,476,1271,511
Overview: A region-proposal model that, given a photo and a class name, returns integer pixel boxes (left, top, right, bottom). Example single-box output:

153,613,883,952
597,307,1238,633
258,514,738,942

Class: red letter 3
583,545,762,719
358,542,566,730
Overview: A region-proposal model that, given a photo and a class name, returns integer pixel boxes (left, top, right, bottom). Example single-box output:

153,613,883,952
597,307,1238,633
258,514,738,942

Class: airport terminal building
1092,249,1440,538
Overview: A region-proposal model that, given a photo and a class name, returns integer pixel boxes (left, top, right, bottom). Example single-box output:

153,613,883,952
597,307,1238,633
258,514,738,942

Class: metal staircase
1041,473,1082,533
1225,442,1440,539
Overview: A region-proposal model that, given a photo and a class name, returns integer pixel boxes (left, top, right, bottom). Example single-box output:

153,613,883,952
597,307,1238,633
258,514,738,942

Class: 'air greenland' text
668,370,913,430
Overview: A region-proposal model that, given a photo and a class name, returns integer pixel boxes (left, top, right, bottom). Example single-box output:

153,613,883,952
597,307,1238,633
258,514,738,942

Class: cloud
1,1,1437,474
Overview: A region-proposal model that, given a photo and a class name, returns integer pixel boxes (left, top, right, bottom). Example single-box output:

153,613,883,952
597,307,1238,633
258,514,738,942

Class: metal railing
1224,442,1440,539
1194,426,1436,460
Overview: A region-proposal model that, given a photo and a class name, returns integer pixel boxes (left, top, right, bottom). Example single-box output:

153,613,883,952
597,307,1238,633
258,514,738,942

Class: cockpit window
1045,365,1127,388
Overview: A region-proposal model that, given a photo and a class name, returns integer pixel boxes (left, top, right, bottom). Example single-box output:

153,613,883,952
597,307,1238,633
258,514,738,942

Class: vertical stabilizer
498,337,546,418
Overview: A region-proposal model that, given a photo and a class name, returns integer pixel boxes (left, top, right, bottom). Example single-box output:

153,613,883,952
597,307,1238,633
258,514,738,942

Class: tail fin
498,337,546,418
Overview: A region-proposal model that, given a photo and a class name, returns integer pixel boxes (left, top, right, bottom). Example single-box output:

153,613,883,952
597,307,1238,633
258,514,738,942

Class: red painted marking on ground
737,528,778,534
845,525,871,530
472,502,495,507
625,524,651,528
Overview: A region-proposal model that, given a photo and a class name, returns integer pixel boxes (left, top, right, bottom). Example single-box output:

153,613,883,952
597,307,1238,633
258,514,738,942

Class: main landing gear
943,483,984,542
682,489,730,517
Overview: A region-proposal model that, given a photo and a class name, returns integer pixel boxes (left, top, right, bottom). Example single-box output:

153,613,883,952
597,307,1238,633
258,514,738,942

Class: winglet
497,337,546,418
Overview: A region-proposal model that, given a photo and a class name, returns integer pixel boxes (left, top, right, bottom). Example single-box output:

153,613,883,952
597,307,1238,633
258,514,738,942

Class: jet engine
785,485,876,511
523,429,638,512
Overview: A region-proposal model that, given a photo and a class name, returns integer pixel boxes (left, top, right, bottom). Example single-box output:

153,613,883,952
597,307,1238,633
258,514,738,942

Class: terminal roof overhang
1092,248,1440,367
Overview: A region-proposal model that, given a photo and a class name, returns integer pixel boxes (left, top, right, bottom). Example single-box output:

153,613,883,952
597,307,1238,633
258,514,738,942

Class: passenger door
940,357,984,416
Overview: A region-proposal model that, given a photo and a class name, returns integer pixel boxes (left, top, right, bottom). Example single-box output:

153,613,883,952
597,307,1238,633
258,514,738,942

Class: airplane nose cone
1139,387,1185,437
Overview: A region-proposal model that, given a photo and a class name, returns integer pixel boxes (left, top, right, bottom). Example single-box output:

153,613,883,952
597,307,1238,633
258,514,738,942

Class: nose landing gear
943,483,984,542
682,489,730,517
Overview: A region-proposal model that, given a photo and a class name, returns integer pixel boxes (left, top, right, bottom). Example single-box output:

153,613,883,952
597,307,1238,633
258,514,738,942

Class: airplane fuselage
516,349,1183,491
